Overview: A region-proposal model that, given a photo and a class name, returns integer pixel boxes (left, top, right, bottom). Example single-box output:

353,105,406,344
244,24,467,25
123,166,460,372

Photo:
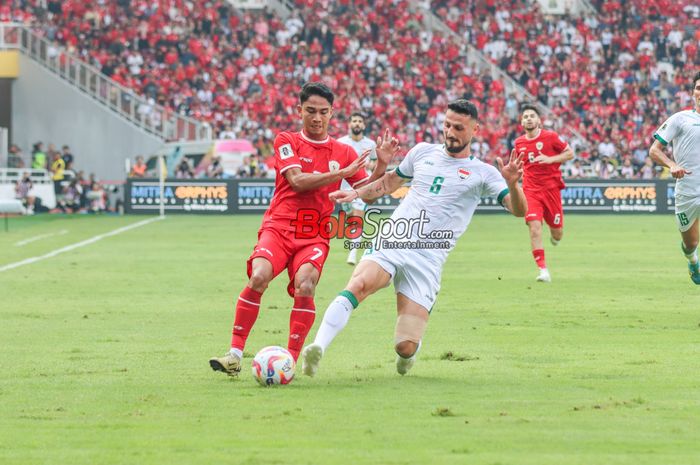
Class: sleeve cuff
497,188,509,205
653,133,668,146
279,164,302,174
395,167,412,179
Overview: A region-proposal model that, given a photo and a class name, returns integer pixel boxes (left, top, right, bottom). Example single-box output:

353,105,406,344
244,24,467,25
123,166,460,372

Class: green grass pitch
1,213,699,465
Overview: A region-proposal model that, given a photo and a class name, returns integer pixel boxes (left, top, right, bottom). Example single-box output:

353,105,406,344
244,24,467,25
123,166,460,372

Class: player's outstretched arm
649,139,690,179
497,150,527,217
355,129,401,188
284,152,370,192
329,170,406,204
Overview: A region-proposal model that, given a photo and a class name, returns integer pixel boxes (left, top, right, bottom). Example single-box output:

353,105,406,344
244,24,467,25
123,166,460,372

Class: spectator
640,158,655,180
175,158,194,179
15,172,35,215
620,158,635,179
31,142,47,170
206,155,224,179
568,159,585,178
7,144,25,168
50,152,66,195
130,155,148,177
61,145,74,170
58,179,82,213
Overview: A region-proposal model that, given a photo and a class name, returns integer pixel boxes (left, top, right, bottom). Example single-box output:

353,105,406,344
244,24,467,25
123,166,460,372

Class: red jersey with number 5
514,129,568,192
262,130,369,233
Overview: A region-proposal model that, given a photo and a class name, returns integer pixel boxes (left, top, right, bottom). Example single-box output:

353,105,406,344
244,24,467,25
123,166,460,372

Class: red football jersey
261,130,369,233
514,129,568,191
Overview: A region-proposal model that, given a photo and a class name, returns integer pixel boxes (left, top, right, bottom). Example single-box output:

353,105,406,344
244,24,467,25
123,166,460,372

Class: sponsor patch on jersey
279,144,294,160
458,168,471,179
661,123,668,130
536,141,544,151
328,160,340,172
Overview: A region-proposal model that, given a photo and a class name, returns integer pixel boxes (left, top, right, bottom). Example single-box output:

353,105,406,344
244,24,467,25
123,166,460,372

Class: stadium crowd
2,0,697,179
9,141,111,213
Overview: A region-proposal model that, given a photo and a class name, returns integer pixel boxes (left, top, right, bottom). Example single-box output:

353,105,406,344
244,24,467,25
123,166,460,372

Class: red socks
230,289,315,361
532,249,546,269
287,295,316,361
230,287,262,352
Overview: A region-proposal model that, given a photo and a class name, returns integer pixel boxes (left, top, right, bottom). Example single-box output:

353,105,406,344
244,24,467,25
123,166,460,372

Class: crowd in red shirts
2,0,697,178
434,0,698,175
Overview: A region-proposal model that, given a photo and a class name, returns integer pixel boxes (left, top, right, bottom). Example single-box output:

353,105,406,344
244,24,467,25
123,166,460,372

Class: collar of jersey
525,129,542,140
300,130,329,144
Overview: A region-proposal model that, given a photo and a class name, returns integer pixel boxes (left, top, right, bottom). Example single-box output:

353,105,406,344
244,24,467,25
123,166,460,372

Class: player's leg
210,230,287,376
546,189,564,246
302,258,393,376
287,262,321,361
346,205,366,265
525,193,549,281
394,294,429,376
678,208,700,283
528,220,550,282
391,253,439,375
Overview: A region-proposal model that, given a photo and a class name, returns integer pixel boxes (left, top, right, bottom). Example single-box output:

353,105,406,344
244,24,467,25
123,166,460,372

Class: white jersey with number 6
654,110,700,198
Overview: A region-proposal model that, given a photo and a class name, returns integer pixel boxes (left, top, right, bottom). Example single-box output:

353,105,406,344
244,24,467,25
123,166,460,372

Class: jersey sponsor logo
279,144,294,160
300,157,313,163
458,168,471,179
328,160,340,172
536,141,544,151
661,123,668,130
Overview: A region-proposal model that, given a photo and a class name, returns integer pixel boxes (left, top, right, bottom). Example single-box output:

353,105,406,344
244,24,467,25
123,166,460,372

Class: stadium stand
2,0,697,179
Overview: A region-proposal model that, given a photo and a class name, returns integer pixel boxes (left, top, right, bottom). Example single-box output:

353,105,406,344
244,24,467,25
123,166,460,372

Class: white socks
313,295,355,351
229,348,243,359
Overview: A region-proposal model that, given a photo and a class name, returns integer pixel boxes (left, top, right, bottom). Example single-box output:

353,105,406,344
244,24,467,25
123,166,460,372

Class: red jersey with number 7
261,130,369,233
514,129,568,192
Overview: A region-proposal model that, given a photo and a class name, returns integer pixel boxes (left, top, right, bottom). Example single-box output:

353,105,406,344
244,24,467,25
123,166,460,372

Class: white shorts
361,247,442,312
675,195,700,232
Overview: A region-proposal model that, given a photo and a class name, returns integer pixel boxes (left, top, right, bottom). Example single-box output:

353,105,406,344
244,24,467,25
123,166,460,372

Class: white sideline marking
0,217,163,273
14,229,69,247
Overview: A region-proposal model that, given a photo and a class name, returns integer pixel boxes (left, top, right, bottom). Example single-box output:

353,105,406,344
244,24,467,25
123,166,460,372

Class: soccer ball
251,346,296,386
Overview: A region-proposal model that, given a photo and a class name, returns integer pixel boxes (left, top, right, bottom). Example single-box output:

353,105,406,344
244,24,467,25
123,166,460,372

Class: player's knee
346,277,370,301
395,340,418,359
684,238,699,251
248,270,271,292
295,278,317,297
551,228,563,240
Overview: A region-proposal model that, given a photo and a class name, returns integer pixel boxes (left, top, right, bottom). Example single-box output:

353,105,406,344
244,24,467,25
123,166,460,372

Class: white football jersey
382,143,508,264
338,135,377,191
655,110,700,198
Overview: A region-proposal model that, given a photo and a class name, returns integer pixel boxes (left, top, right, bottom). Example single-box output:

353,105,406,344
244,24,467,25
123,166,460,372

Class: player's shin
230,286,263,358
681,242,698,264
312,290,358,352
288,295,316,361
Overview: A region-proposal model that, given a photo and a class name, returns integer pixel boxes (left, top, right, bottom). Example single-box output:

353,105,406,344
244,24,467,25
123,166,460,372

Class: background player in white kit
301,99,527,376
338,112,378,265
649,71,700,283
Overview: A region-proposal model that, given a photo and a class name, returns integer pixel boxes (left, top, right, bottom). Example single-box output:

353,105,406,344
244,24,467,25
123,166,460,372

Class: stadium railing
0,22,212,143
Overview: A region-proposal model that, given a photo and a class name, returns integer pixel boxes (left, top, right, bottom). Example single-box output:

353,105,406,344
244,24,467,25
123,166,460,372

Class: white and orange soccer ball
251,346,296,386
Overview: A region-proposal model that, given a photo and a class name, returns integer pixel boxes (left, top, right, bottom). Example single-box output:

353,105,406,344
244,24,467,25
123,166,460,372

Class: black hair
447,99,478,120
350,111,365,121
299,82,334,105
520,103,541,117
693,71,700,89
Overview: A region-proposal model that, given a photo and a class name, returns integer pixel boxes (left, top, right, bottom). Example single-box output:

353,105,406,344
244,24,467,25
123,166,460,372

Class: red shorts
524,188,564,228
247,227,330,297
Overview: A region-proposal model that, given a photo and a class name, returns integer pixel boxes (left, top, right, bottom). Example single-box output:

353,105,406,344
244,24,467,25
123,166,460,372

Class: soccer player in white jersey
301,99,527,376
338,112,378,265
649,71,700,283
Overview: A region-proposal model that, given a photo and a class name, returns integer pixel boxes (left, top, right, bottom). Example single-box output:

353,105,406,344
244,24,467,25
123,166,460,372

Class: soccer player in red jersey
514,104,574,283
209,82,399,376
